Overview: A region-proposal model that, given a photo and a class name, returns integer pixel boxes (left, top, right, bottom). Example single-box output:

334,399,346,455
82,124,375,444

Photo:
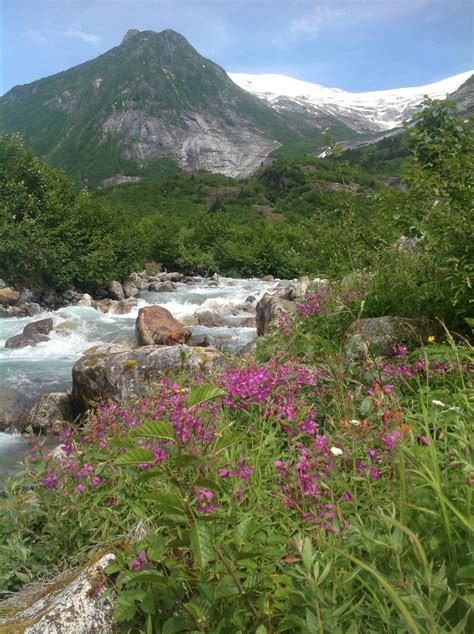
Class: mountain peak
121,29,142,44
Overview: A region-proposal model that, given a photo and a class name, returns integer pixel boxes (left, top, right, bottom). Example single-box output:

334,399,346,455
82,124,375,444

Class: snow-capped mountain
229,71,474,133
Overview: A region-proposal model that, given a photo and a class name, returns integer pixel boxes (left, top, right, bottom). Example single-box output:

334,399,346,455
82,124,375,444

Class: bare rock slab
0,554,115,634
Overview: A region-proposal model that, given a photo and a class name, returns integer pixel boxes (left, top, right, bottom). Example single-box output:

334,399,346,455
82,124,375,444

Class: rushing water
0,277,277,481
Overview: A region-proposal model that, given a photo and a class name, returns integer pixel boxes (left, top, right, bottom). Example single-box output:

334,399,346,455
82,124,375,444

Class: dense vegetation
1,286,472,632
0,132,143,291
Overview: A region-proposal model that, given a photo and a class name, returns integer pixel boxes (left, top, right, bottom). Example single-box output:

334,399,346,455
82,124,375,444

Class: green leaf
131,419,174,440
145,491,185,515
186,384,226,409
233,516,257,549
114,448,154,466
255,625,267,634
457,564,474,579
162,616,190,634
190,521,213,568
302,538,313,572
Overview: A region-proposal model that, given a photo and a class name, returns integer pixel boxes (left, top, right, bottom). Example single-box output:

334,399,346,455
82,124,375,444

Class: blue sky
1,0,472,96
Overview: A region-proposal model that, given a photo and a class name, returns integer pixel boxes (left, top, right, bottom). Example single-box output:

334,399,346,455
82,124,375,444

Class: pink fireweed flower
131,550,148,572
343,491,353,501
43,467,59,490
195,487,219,513
90,476,101,486
418,435,430,446
218,468,229,478
75,484,85,493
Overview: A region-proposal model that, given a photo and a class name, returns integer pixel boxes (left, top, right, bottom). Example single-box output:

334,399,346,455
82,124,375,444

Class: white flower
349,419,360,426
330,446,344,456
432,399,445,407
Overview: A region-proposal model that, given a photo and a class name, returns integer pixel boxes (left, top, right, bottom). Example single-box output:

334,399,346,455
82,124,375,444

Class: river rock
96,298,114,313
245,295,256,304
195,308,227,328
5,333,49,349
238,339,257,357
256,293,296,336
55,320,80,336
77,293,94,307
261,275,274,282
160,272,182,283
207,280,219,288
148,281,176,292
123,282,139,298
61,289,83,304
241,317,256,328
72,345,225,411
0,302,42,318
23,318,54,336
136,306,190,346
109,280,125,300
275,277,310,301
19,392,73,432
188,333,211,347
183,276,198,284
0,386,27,431
0,287,20,305
0,553,115,633
113,298,138,315
345,316,438,359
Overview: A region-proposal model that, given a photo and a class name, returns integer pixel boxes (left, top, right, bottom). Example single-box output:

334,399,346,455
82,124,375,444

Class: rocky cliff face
0,29,289,184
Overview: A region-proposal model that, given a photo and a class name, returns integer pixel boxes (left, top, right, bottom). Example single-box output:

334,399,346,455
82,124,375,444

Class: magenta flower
418,435,430,446
75,484,85,493
131,550,148,572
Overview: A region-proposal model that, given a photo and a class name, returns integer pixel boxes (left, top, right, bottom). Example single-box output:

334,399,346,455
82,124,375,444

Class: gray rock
238,338,257,358
72,344,225,412
261,275,275,282
245,295,256,304
113,298,138,315
23,318,54,336
0,386,27,431
0,302,42,318
123,282,139,298
77,293,94,307
275,277,310,301
256,293,296,336
5,333,49,349
195,309,227,328
148,281,176,292
19,392,73,432
188,333,211,347
0,553,115,633
345,316,437,360
61,289,83,304
109,280,125,300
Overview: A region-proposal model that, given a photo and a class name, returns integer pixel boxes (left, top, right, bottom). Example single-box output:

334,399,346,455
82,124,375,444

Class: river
0,277,277,482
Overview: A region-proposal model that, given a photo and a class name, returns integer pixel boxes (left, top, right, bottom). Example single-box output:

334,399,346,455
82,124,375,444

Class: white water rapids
0,277,277,481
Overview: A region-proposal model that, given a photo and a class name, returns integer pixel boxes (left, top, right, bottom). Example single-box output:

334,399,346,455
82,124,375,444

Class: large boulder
345,316,438,359
19,392,73,432
72,345,225,412
0,386,27,431
256,293,296,336
136,306,190,346
0,287,20,305
23,318,54,336
108,280,125,300
0,302,42,318
113,298,138,315
5,333,49,349
0,553,115,634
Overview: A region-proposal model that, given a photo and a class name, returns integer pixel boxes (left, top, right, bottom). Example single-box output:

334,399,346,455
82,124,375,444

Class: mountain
0,29,352,186
0,28,471,186
229,70,474,134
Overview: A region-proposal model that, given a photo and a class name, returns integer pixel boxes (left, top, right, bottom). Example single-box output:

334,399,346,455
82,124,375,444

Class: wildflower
195,487,220,513
369,467,380,479
75,484,85,494
418,435,430,446
367,449,380,461
218,468,229,477
131,550,148,572
343,491,353,501
90,476,101,486
427,335,435,343
43,467,59,490
330,446,343,456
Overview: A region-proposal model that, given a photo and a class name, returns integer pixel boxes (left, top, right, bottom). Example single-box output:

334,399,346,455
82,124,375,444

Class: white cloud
273,4,346,47
63,29,101,44
23,29,49,45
